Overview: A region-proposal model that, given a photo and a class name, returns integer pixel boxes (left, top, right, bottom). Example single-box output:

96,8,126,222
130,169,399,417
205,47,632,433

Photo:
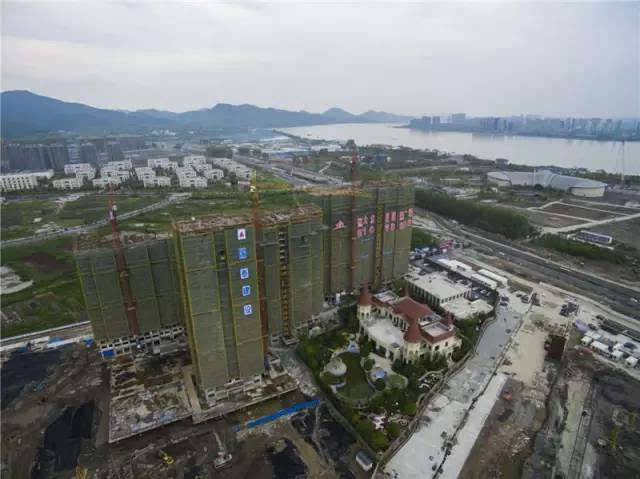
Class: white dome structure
487,170,606,197
325,357,347,377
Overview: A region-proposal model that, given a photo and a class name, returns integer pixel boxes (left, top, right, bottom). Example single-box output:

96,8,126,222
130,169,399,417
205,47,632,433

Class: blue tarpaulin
244,399,320,429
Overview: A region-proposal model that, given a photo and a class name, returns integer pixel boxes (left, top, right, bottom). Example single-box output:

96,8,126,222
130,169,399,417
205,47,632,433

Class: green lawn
1,192,167,240
1,237,84,337
1,198,59,240
339,352,374,400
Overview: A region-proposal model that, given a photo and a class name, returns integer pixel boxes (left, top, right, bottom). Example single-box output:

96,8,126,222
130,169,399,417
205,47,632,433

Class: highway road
415,214,640,320
1,192,190,248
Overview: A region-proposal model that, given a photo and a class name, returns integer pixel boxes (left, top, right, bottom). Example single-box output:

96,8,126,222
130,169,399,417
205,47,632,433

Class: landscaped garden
296,304,453,453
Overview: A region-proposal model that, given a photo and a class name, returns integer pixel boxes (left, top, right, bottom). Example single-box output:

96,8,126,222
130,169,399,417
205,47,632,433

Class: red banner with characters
383,208,414,232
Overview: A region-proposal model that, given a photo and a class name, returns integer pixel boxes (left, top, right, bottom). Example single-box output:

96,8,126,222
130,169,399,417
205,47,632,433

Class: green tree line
415,189,533,239
534,234,627,264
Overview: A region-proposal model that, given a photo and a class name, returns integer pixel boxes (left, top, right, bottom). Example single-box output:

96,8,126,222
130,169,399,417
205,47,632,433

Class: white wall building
143,176,171,188
406,269,472,307
182,155,207,168
487,170,606,197
53,177,83,190
0,171,54,192
147,157,176,169
135,166,156,178
92,177,122,188
477,269,508,287
100,168,131,180
178,177,207,188
204,169,225,181
175,167,197,178
75,169,96,181
64,163,93,175
107,159,133,170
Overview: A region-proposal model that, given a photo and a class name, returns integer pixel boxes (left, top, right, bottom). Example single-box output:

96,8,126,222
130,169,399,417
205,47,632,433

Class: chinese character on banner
363,216,369,225
238,247,248,260
399,221,405,230
357,228,364,238
385,212,390,222
384,223,390,232
370,214,376,224
390,222,396,232
334,220,345,230
242,285,251,297
408,208,414,217
240,268,249,280
399,211,405,221
357,217,363,228
237,228,246,240
369,225,375,235
390,211,396,221
243,304,253,316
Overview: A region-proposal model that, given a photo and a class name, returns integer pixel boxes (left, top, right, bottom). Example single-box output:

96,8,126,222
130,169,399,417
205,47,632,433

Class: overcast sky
2,1,638,117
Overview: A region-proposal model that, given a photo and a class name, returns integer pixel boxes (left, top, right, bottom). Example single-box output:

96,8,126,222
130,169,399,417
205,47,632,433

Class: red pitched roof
391,296,433,322
404,318,423,343
358,284,372,306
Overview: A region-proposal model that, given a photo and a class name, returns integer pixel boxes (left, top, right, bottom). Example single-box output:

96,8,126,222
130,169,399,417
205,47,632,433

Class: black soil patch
291,410,318,452
316,405,356,479
31,401,95,479
267,438,307,479
25,252,71,274
1,350,61,409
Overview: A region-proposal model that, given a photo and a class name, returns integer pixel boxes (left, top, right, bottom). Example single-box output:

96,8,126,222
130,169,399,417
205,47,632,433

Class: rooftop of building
391,296,434,322
406,269,471,300
421,322,455,343
441,296,494,320
487,170,606,189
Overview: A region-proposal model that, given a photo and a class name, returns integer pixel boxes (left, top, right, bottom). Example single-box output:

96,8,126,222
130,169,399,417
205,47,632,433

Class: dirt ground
590,218,640,249
538,203,620,221
457,292,566,479
518,209,584,228
1,345,362,479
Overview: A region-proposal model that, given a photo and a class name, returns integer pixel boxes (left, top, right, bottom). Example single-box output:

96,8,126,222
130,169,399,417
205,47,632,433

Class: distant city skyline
2,1,638,118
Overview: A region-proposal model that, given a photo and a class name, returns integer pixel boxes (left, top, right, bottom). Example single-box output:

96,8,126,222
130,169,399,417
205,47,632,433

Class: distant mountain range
0,90,414,138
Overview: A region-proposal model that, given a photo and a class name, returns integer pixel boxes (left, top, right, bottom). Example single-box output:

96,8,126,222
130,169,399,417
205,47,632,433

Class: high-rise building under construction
76,183,414,401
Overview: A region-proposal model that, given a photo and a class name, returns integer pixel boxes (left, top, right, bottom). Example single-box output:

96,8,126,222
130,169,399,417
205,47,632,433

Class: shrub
386,422,401,440
363,359,375,371
374,378,386,391
401,402,417,416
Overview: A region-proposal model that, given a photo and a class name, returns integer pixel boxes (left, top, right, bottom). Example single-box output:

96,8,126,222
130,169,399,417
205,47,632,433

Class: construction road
415,214,640,321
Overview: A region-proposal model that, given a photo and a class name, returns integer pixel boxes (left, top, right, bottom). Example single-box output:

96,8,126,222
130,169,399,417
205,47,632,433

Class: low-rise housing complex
147,158,178,170
64,163,94,175
93,177,122,188
0,170,54,192
182,155,207,169
178,176,207,188
143,176,171,188
100,168,131,180
204,169,224,181
53,177,84,190
107,159,133,170
210,157,252,180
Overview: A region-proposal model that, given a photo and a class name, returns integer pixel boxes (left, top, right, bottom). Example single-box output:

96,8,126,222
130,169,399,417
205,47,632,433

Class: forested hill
0,90,414,138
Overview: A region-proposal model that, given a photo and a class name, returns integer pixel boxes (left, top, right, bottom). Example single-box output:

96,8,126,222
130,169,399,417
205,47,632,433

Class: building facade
0,170,53,191
357,286,461,362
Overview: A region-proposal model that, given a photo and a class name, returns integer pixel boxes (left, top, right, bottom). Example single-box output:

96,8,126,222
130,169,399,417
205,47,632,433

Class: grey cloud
1,1,637,117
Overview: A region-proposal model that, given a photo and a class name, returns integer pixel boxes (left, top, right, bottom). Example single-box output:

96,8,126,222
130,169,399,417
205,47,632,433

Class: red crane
350,146,359,293
107,185,140,336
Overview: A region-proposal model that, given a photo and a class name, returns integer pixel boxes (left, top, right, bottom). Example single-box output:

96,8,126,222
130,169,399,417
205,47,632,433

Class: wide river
282,123,639,175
